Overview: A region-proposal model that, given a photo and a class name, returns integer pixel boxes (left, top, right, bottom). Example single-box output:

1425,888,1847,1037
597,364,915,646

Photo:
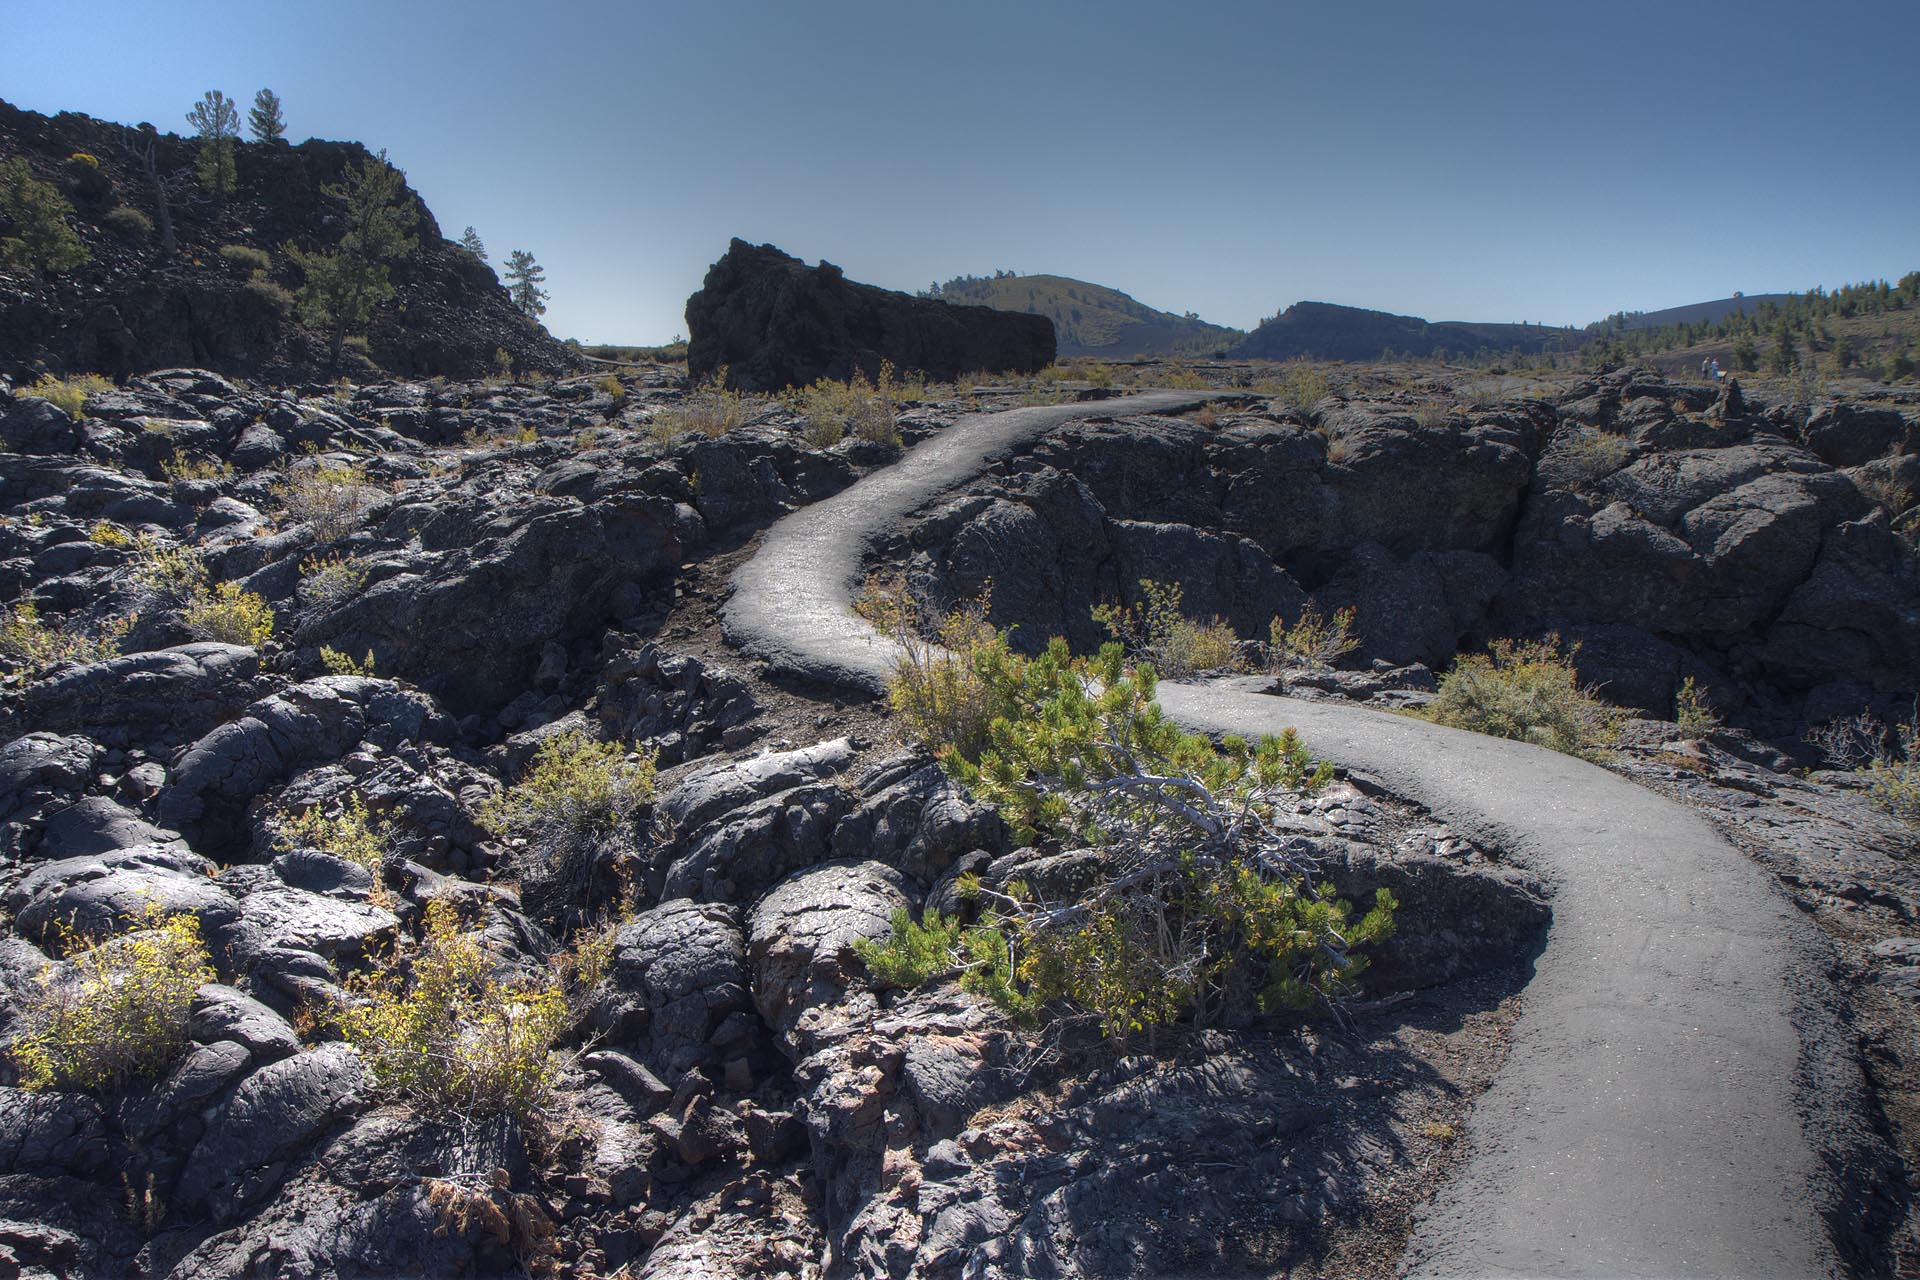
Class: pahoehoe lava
723,390,1885,1278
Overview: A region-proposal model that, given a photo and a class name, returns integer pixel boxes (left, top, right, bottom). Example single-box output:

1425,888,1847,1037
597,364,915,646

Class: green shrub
649,379,753,443
88,520,133,547
273,459,374,543
320,645,376,676
1274,361,1331,415
101,206,153,239
1674,676,1719,737
243,276,294,316
478,729,657,844
1867,753,1920,825
0,601,128,677
8,905,214,1092
336,898,566,1125
1267,605,1359,672
25,372,114,420
1092,578,1241,677
786,364,900,446
1423,635,1621,759
1560,427,1632,486
298,551,369,608
0,156,89,274
1151,363,1209,391
859,638,1393,1036
161,450,234,482
133,536,210,611
596,373,626,404
217,243,272,273
182,581,275,646
857,571,1010,758
277,793,388,902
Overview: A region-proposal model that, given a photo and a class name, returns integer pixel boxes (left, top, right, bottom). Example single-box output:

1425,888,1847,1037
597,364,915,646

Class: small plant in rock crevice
478,730,658,926
1267,605,1360,673
273,459,376,543
856,570,1010,760
277,792,390,893
24,373,114,419
298,551,370,608
334,898,567,1127
8,905,214,1092
1422,635,1621,760
0,602,129,677
1092,578,1241,678
1674,676,1720,737
183,580,275,646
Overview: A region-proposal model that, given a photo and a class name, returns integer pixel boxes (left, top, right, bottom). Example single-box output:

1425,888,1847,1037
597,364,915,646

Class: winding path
723,392,1876,1277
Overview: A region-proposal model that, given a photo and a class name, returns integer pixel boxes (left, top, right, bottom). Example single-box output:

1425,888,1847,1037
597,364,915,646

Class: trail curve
722,391,1877,1278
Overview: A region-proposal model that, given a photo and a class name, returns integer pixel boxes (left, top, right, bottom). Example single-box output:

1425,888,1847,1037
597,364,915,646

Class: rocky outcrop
0,99,569,382
909,372,1919,731
685,240,1056,391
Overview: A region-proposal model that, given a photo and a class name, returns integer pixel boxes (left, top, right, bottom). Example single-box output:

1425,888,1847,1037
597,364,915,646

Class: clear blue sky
9,1,1917,343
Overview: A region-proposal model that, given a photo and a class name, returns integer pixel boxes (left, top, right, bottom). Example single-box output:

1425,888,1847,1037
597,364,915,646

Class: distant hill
1228,301,1580,362
1610,293,1799,331
927,273,1241,358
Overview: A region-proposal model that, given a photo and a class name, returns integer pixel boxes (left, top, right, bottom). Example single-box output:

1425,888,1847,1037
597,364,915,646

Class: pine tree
504,250,548,318
249,89,286,144
0,157,89,274
186,90,240,197
284,150,419,365
459,226,488,263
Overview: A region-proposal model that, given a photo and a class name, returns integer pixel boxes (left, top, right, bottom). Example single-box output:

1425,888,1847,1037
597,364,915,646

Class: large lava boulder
685,239,1055,391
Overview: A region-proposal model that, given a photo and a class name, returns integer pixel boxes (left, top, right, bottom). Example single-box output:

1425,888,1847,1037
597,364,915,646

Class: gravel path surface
723,392,1881,1278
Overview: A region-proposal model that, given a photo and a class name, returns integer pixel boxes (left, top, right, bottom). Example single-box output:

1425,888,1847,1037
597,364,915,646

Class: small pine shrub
26,373,114,420
101,206,154,239
336,899,566,1126
320,645,376,676
1268,605,1360,672
853,908,969,987
217,244,273,273
298,551,369,608
0,156,89,274
182,581,275,646
1423,635,1622,759
859,638,1394,1037
0,601,128,677
8,905,214,1092
1092,578,1241,678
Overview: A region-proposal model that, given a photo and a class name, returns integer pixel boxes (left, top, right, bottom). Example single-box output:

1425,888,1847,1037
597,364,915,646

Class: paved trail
724,392,1877,1277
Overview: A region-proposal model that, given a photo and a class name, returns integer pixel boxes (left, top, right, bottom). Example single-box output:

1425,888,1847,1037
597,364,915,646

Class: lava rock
685,239,1054,391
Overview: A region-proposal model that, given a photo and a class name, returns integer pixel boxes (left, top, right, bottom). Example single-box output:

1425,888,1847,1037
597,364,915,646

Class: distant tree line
1579,274,1920,379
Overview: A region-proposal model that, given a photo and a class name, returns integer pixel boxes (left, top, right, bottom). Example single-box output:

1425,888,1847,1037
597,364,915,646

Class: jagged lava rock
685,239,1055,391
